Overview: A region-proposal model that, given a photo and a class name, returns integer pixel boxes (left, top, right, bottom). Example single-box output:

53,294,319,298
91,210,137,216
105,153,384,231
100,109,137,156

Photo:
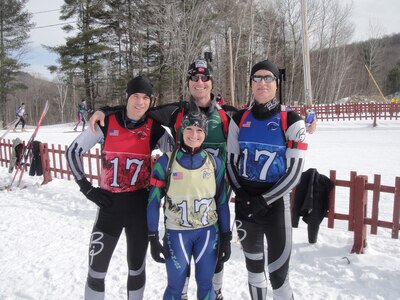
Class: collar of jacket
188,93,216,116
180,143,203,155
252,98,280,119
118,108,147,129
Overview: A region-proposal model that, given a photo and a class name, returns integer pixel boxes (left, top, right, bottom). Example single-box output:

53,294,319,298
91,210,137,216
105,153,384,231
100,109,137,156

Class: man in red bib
66,76,172,300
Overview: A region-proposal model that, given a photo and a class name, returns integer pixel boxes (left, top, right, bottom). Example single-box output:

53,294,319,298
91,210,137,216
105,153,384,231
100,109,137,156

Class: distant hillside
6,72,61,126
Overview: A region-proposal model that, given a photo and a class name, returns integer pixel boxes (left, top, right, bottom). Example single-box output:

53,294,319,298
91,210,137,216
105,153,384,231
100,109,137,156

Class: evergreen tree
47,0,111,111
386,66,400,95
0,0,33,124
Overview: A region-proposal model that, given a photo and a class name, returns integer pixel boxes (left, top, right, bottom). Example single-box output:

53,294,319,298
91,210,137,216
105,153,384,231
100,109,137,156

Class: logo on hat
187,58,212,78
195,59,207,69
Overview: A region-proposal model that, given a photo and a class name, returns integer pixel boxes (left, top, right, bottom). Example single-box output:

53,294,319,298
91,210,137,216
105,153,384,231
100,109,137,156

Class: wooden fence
0,139,102,184
326,170,400,254
1,138,399,254
290,102,400,124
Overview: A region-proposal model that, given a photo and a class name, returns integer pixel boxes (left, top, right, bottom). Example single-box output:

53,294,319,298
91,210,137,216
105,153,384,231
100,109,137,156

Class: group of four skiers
66,57,312,300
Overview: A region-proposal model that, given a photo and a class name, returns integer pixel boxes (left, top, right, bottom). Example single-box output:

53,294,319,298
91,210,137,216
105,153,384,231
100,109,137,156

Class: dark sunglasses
189,75,212,82
251,75,277,83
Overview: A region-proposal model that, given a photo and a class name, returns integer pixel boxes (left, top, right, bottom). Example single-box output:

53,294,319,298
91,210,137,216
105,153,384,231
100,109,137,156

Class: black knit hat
181,111,208,135
187,58,213,78
126,76,153,99
250,60,280,79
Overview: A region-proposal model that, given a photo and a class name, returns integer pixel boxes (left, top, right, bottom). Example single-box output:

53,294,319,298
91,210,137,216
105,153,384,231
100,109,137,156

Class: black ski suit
66,109,172,299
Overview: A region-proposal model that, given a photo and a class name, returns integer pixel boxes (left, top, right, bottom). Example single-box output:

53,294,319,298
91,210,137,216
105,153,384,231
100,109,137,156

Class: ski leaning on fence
0,119,19,140
2,101,49,191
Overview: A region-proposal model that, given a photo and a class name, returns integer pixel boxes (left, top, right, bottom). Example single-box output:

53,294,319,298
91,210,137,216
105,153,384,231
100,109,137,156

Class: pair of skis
2,101,49,191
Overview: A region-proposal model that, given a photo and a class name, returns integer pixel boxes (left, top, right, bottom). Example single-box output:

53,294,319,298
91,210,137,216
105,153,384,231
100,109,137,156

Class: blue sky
23,0,400,80
23,0,70,80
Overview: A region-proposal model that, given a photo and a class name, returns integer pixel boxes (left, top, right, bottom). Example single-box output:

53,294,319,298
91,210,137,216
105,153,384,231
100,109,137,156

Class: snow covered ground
1,119,399,299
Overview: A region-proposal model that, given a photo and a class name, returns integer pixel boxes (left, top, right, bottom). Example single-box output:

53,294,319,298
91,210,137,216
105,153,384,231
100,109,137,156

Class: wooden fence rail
0,139,102,184
290,102,400,124
326,170,400,253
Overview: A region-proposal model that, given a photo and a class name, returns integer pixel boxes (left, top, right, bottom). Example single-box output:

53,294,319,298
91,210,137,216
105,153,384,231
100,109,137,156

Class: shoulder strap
165,148,179,191
146,116,153,129
239,109,251,128
215,104,229,138
174,108,185,144
280,104,288,133
205,151,216,170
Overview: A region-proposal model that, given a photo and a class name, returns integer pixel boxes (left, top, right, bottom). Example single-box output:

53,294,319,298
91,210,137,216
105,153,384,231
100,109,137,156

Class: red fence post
39,142,52,185
328,170,336,228
371,174,381,234
351,175,368,254
57,144,64,179
392,177,400,239
65,145,71,181
348,171,357,231
51,144,57,178
0,139,4,167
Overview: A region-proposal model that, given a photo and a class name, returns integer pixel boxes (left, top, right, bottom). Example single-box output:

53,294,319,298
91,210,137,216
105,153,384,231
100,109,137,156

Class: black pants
74,113,86,130
235,196,293,300
85,189,149,300
15,117,25,129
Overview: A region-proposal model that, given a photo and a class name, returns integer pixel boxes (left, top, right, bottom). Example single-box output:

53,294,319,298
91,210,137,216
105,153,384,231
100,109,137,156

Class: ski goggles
251,75,277,83
189,74,212,82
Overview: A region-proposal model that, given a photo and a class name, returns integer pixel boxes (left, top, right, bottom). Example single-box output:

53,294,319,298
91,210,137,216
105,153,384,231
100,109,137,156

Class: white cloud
342,0,400,42
22,0,400,79
23,0,69,80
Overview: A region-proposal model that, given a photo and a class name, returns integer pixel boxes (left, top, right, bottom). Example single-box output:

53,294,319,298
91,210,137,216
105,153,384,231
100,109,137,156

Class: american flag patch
172,172,183,180
242,121,251,128
109,129,119,136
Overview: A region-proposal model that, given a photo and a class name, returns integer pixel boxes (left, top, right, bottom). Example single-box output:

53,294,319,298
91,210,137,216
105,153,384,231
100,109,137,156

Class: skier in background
73,99,89,131
14,102,27,132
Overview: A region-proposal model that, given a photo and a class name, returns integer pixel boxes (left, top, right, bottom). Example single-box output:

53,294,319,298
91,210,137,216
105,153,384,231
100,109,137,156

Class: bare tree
54,76,69,124
310,0,354,103
274,0,302,104
359,20,385,95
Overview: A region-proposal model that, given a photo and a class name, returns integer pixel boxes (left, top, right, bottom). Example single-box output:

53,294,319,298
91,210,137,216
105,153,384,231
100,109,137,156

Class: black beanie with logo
187,58,213,78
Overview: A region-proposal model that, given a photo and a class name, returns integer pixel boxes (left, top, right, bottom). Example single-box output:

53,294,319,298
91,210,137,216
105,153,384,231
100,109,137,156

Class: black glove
148,231,169,263
77,178,113,208
235,190,270,218
218,231,232,263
